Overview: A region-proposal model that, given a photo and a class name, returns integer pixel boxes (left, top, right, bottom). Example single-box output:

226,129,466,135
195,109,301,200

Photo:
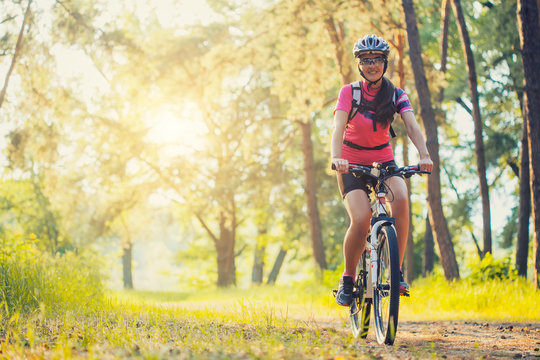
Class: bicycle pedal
400,292,410,297
332,289,337,298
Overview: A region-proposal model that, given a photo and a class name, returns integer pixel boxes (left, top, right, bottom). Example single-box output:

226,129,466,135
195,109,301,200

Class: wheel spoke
373,226,400,345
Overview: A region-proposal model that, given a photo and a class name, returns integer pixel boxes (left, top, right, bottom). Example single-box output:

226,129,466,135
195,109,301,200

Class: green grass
118,275,540,323
401,275,540,321
2,277,538,359
1,236,539,359
0,235,104,316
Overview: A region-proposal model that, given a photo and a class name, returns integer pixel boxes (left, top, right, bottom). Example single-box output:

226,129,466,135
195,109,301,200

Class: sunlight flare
146,104,208,156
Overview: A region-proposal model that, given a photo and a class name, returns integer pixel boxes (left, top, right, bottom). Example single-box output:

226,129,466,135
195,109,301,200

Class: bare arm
401,111,433,172
331,110,349,173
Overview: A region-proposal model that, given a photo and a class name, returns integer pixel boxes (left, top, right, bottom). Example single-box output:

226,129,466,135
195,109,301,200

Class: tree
450,0,492,257
267,0,342,272
517,0,540,288
516,111,531,277
0,0,32,109
401,0,460,279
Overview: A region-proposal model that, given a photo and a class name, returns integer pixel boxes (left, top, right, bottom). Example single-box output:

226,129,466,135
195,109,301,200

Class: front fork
364,218,396,299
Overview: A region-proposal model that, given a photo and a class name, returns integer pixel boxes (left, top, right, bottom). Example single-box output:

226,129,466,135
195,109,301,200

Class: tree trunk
439,0,451,104
401,0,460,279
516,104,531,277
0,0,32,109
251,228,266,284
122,242,133,289
451,0,492,256
299,119,327,271
267,247,287,285
216,212,236,287
423,214,435,276
195,202,237,288
403,136,415,283
325,16,354,85
397,32,415,283
517,0,540,289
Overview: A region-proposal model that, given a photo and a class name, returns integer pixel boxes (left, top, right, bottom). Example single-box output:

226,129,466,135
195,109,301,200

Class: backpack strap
389,87,398,138
347,81,397,138
347,81,362,124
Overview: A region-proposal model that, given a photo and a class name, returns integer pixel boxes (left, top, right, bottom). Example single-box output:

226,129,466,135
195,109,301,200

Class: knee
392,194,408,208
349,213,370,228
389,193,409,216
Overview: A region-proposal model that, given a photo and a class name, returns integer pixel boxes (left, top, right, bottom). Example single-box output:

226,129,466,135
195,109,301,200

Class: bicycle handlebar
331,163,431,179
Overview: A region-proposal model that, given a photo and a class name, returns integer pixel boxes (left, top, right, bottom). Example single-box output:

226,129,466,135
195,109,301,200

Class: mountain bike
333,162,430,345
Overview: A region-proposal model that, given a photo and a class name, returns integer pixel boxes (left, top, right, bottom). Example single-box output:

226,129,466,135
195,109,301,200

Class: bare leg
386,176,409,268
342,189,372,277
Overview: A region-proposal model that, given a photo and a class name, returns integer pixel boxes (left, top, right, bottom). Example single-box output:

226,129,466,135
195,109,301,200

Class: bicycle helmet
353,34,390,87
353,34,390,58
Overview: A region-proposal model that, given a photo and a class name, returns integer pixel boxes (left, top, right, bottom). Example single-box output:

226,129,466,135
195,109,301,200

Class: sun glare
146,104,207,157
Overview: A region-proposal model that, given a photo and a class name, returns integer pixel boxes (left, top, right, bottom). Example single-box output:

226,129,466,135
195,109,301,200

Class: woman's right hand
332,158,349,173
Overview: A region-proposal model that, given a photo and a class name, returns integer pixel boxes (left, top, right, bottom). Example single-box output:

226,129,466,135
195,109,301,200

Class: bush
466,253,518,284
0,234,104,316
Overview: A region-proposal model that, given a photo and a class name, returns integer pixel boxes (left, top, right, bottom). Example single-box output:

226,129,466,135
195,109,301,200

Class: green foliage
466,253,518,283
0,234,104,316
500,205,518,249
403,274,539,321
0,178,66,253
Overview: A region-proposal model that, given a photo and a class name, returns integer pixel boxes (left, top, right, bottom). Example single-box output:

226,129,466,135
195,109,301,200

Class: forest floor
3,286,539,359
315,318,540,359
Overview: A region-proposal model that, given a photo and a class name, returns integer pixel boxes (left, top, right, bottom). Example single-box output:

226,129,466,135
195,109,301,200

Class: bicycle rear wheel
350,251,371,338
373,225,400,345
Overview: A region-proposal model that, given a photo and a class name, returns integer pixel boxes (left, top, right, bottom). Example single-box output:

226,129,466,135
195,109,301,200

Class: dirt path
338,320,540,359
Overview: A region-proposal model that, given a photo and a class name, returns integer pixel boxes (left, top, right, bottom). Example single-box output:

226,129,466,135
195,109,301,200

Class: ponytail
373,77,396,128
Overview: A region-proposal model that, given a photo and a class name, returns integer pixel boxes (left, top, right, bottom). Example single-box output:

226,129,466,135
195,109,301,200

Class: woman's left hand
418,156,433,173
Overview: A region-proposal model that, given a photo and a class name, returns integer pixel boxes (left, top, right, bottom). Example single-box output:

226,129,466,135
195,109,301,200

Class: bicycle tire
373,225,400,345
350,251,371,338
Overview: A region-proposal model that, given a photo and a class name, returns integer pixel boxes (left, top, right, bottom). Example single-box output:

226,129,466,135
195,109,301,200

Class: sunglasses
359,57,386,66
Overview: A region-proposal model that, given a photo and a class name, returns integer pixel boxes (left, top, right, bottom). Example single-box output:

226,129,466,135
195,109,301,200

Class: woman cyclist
332,34,433,306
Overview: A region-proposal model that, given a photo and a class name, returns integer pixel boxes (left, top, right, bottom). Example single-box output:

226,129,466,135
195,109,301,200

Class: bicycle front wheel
350,251,371,339
373,225,400,345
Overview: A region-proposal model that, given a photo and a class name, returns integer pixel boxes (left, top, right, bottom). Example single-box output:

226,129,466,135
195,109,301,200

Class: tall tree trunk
325,16,354,85
517,0,540,289
423,214,435,276
516,114,531,277
122,242,133,289
267,247,287,285
451,0,492,256
403,136,415,283
395,32,415,283
251,228,266,284
516,104,531,277
420,0,449,275
439,0,451,104
300,119,327,271
0,0,32,109
401,0,460,279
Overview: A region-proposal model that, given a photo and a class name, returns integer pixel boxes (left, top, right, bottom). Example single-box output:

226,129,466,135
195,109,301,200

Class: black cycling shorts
338,160,400,199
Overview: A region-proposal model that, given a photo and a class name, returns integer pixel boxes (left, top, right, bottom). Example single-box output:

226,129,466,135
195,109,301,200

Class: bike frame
363,167,396,300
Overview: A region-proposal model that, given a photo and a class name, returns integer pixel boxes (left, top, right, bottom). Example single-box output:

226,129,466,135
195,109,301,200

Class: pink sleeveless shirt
335,81,413,165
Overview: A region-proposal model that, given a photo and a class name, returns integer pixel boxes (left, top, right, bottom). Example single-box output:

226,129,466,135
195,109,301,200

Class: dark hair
373,77,396,128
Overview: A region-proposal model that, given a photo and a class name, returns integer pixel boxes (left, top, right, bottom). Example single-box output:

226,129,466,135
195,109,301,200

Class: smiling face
357,52,386,83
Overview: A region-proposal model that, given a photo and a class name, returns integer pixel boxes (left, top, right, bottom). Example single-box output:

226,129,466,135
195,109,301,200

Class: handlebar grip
331,163,337,170
409,165,431,174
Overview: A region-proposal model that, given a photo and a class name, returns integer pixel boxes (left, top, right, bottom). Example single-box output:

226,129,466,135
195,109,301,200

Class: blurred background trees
0,0,537,288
